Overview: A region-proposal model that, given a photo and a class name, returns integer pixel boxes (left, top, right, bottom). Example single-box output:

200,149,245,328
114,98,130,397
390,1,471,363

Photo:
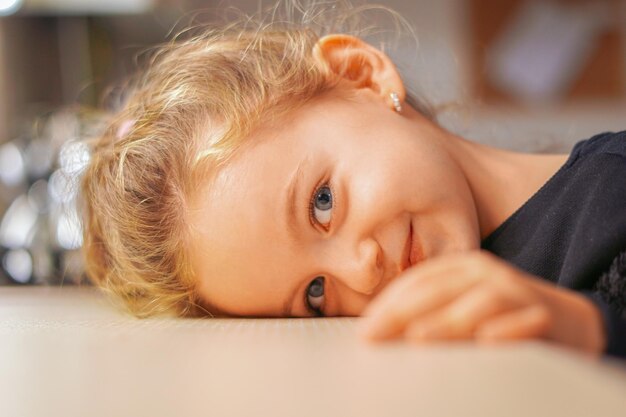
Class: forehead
187,121,310,315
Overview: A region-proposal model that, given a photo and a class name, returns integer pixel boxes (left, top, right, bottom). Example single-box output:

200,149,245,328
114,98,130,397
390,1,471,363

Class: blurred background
0,0,625,286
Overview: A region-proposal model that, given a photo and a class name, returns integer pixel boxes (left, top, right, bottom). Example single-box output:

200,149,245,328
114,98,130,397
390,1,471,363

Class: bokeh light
0,0,22,16
0,195,38,249
2,249,33,284
0,142,26,187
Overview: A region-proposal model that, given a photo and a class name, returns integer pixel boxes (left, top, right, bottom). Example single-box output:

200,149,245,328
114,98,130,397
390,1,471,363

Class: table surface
1,286,625,417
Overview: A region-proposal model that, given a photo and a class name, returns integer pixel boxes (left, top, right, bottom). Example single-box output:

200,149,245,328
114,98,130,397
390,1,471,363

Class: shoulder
561,131,626,191
567,131,626,167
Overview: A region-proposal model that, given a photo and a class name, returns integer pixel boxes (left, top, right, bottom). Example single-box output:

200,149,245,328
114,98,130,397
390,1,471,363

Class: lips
402,221,423,271
409,226,422,267
401,223,413,272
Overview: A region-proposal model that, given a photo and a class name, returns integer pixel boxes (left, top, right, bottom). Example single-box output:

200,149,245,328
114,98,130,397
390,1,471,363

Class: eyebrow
281,157,310,316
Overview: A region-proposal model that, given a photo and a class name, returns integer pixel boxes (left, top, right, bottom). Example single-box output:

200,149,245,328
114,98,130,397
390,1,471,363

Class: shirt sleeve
580,249,626,359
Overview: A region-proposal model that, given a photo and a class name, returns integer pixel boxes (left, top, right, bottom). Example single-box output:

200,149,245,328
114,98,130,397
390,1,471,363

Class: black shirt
481,131,626,359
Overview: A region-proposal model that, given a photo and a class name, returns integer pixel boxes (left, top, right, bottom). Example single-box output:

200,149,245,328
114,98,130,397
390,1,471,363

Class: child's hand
358,250,606,356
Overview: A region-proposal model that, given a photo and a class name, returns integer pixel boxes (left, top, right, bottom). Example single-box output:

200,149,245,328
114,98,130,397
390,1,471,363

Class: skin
187,35,606,356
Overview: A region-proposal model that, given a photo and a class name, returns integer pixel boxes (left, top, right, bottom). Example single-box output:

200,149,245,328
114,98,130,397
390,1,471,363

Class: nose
326,236,384,295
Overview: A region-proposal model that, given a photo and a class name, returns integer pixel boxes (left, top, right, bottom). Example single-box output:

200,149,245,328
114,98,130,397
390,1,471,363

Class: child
80,1,625,359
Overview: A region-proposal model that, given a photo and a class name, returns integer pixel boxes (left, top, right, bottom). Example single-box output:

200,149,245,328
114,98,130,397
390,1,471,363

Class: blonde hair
80,0,428,317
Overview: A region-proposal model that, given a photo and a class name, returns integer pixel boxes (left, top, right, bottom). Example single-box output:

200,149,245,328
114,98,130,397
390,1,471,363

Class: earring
390,91,402,112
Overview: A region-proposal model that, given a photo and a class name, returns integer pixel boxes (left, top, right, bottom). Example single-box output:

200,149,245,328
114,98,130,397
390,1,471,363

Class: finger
359,277,479,340
363,261,467,314
404,286,512,342
475,305,552,343
363,250,497,317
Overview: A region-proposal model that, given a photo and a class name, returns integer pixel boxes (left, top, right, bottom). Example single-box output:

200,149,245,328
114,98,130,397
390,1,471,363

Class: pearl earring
390,91,402,112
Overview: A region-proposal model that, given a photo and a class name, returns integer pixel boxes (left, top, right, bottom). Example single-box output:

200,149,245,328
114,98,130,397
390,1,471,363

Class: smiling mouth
403,222,423,271
401,223,413,272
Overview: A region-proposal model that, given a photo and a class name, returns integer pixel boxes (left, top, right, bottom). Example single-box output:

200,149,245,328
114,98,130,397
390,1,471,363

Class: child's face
188,88,481,317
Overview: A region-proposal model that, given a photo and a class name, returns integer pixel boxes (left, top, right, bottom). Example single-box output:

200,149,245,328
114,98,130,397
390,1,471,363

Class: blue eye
310,185,333,227
305,276,325,316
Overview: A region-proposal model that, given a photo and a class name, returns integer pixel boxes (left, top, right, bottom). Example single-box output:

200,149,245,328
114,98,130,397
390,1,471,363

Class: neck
442,131,569,239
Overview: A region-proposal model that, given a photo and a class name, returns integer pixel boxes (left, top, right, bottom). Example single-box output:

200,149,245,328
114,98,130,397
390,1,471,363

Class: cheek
409,145,468,204
399,155,477,243
414,174,480,254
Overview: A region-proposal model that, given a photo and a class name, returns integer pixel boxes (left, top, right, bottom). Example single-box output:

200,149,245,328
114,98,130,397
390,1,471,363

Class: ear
313,34,405,109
